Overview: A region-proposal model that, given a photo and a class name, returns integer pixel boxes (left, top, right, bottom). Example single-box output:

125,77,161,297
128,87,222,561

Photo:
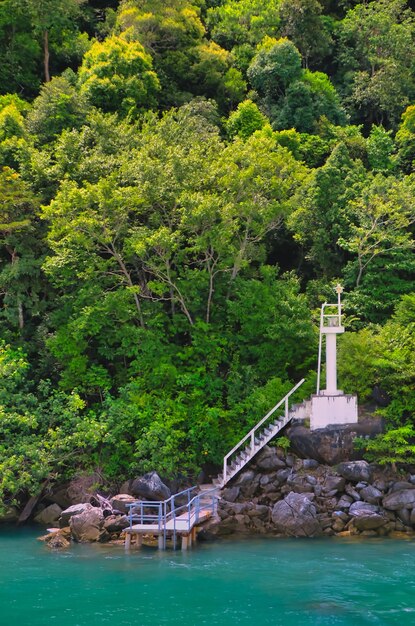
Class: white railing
222,379,305,484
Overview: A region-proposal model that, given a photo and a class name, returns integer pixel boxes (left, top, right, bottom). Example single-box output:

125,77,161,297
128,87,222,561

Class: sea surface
1,527,415,625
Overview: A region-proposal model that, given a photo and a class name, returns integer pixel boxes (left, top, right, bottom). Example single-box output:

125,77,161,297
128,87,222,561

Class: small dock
125,486,218,551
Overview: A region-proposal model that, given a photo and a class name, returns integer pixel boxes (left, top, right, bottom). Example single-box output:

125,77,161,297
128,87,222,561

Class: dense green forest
0,0,415,510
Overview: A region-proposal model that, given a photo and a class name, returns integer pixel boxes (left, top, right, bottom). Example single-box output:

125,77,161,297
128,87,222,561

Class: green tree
0,1,41,96
279,0,332,68
226,99,268,139
337,0,415,127
0,168,45,334
338,173,415,287
78,35,160,115
396,104,415,173
17,0,86,83
207,0,281,70
26,73,89,145
288,142,366,277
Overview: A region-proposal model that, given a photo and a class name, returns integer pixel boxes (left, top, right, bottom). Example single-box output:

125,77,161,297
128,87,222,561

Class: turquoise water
1,528,415,625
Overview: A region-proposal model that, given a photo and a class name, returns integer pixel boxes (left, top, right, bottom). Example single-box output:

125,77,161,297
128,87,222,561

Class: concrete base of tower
310,393,358,431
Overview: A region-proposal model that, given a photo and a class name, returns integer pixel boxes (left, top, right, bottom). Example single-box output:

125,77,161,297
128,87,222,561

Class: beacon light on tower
310,285,358,430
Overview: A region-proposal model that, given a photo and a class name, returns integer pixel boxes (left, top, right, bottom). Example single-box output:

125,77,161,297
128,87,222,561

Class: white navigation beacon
310,285,358,430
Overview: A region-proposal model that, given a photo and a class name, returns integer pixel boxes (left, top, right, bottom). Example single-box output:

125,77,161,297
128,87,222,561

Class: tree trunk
43,30,50,82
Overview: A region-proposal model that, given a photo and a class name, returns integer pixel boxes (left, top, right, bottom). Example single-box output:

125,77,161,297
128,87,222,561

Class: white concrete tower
310,285,358,430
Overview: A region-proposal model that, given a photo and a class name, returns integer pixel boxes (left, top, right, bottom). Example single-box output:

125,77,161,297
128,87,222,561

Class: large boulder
59,503,94,528
131,472,170,501
34,504,62,526
337,461,372,483
70,507,105,542
234,470,255,487
383,489,415,511
109,494,137,515
103,515,130,533
287,420,382,465
323,476,346,494
221,487,240,503
360,485,383,504
255,446,286,471
271,492,322,537
348,501,387,530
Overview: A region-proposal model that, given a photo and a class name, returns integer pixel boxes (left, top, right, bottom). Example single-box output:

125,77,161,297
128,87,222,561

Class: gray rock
256,446,286,471
306,475,317,486
285,455,295,467
59,503,94,528
287,474,314,494
287,420,382,465
34,504,62,526
360,486,383,505
260,475,271,487
276,469,291,483
373,479,387,492
349,501,387,530
303,459,319,470
409,475,415,486
356,482,368,490
389,481,415,493
109,494,137,515
235,470,255,487
247,505,270,520
337,495,353,509
333,510,349,523
70,507,105,542
131,472,171,501
221,487,240,503
337,461,372,483
256,455,286,471
323,476,346,494
271,492,322,537
345,484,361,501
396,508,411,527
383,489,415,511
103,515,130,533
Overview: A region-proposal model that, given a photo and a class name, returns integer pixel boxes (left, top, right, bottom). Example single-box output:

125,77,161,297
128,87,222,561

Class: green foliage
27,73,89,145
355,425,415,466
0,0,415,505
247,38,302,104
367,125,396,174
274,435,291,452
279,0,332,68
337,0,415,127
396,105,415,173
337,328,382,401
226,99,268,139
78,35,160,115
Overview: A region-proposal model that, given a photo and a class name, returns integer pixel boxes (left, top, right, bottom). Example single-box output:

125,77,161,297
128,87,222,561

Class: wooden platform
125,507,213,551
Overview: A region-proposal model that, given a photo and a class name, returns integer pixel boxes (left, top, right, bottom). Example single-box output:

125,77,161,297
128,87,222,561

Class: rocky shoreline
4,430,415,547
207,446,415,539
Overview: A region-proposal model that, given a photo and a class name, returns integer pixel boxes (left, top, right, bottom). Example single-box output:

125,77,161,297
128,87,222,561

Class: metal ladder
213,379,305,489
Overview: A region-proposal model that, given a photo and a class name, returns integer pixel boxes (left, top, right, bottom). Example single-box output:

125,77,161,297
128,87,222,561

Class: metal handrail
223,378,305,484
126,487,218,541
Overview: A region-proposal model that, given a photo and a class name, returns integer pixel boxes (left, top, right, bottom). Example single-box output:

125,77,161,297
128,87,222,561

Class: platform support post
182,534,189,551
125,532,131,551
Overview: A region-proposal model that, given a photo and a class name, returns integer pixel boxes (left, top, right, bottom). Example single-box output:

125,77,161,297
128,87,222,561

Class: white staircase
213,379,305,489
